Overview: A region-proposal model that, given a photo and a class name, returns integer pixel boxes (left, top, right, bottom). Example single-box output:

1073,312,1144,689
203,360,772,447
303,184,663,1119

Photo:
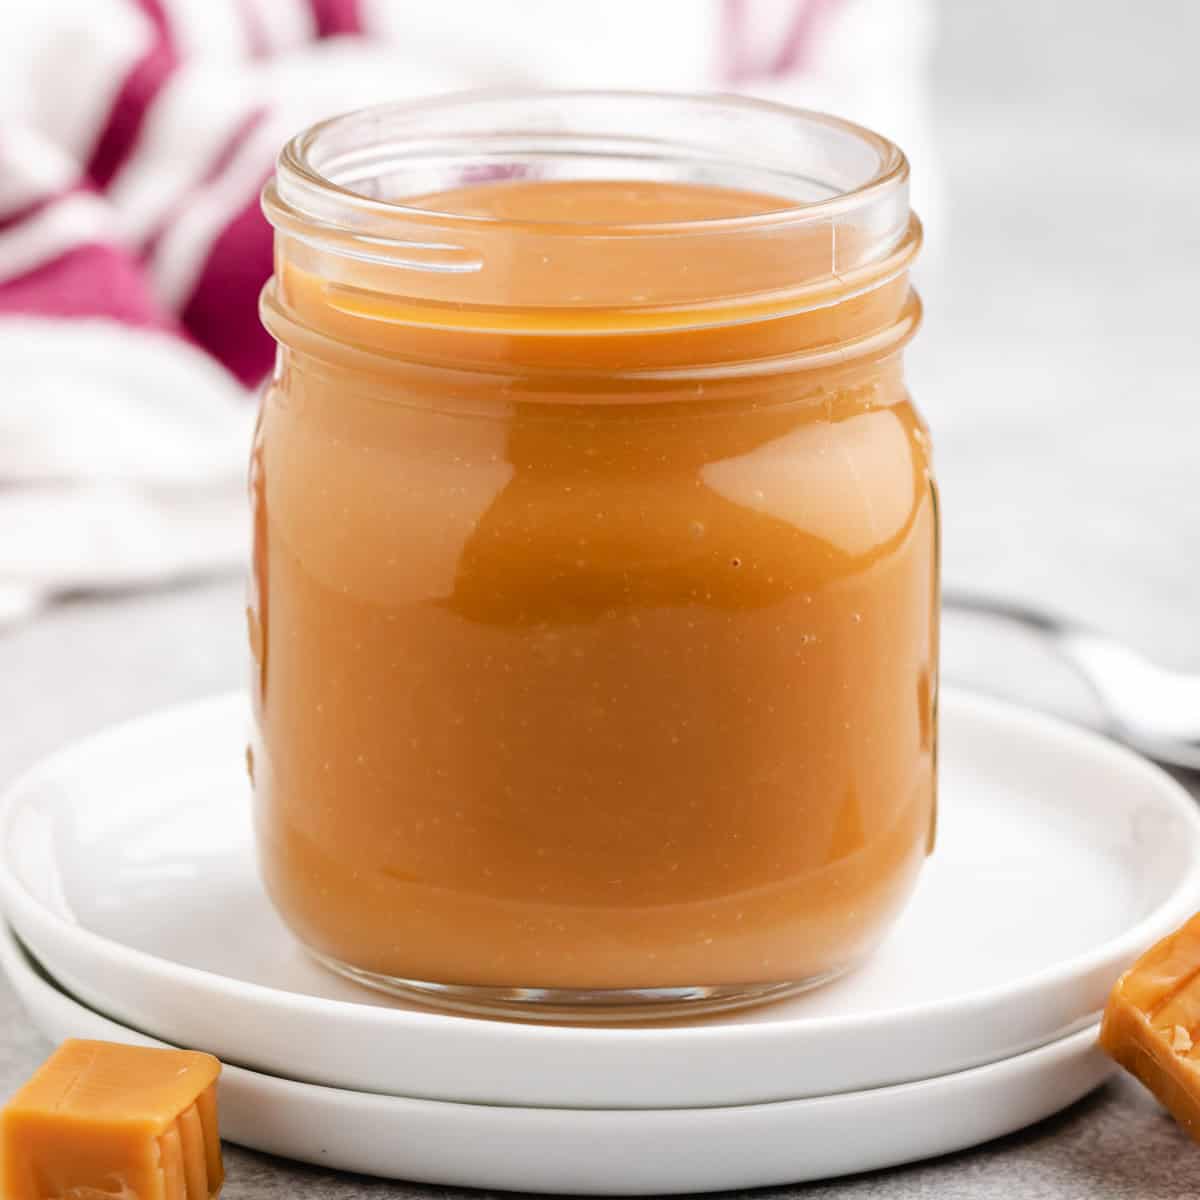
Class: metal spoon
943,588,1200,771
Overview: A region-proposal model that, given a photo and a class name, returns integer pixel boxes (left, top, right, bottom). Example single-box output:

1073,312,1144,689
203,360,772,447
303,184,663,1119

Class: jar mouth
262,90,917,324
277,89,908,238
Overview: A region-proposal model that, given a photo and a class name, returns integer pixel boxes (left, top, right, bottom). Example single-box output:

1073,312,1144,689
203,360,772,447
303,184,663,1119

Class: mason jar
251,91,938,1020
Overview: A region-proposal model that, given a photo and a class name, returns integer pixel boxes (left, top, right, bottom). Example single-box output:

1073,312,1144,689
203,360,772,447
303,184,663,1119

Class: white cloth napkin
0,317,252,626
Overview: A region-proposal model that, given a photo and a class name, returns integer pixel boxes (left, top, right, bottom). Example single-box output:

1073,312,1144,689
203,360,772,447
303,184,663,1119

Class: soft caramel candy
1,1039,223,1199
1101,912,1200,1139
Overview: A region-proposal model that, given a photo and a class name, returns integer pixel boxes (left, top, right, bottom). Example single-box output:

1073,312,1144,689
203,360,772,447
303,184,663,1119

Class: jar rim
275,89,909,239
263,90,918,331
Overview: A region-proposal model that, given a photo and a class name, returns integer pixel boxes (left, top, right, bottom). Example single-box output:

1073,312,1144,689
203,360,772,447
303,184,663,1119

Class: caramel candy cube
1101,911,1200,1140
1,1039,223,1199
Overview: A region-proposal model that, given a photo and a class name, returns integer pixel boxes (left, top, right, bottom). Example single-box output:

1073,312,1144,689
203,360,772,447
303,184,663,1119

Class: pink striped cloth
0,0,932,625
3,0,367,388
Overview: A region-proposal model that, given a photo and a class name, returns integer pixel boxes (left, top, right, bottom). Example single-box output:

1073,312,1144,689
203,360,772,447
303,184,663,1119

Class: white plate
0,922,1111,1195
1,687,1195,1109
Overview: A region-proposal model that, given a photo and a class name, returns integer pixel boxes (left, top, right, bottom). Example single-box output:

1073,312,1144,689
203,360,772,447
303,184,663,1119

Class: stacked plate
2,688,1199,1194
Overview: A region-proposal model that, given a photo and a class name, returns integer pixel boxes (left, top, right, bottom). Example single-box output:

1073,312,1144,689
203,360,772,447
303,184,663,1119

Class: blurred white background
919,1,1200,720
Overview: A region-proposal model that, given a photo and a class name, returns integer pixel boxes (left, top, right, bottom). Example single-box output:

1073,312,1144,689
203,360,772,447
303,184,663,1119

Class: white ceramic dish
0,922,1111,1195
1,687,1195,1110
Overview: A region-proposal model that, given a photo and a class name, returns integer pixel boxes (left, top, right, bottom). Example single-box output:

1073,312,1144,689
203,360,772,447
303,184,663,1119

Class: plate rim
0,684,1194,1091
0,917,1113,1193
0,916,1107,1111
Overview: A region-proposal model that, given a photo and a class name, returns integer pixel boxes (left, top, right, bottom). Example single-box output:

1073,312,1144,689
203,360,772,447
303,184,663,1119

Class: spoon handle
942,588,1200,771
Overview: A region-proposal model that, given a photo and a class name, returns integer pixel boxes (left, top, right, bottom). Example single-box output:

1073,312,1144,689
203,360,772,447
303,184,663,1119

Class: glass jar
252,91,938,1020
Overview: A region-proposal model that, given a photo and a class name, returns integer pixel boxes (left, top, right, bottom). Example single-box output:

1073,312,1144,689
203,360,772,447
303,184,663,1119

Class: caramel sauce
251,180,938,990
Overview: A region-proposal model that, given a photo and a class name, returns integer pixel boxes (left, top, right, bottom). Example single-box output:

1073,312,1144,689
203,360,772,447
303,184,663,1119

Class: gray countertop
3,0,1199,1194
